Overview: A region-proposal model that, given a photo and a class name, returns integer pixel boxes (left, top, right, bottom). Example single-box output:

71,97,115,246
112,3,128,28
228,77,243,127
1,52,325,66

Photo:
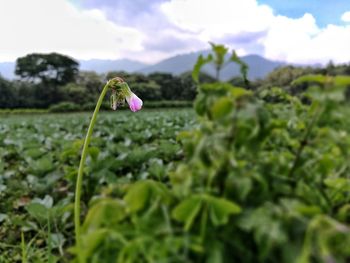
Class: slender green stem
47,214,53,263
21,232,27,263
74,81,110,262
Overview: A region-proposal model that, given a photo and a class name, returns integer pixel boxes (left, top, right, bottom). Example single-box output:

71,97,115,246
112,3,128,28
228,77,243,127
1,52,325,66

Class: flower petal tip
127,93,143,112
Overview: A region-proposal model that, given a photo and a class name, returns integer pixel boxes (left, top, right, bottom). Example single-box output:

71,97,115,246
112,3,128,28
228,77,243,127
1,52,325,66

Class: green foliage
263,65,314,88
3,49,350,262
49,102,80,112
192,54,213,83
0,109,194,261
193,43,249,84
0,76,16,108
15,53,79,85
1,69,213,109
148,72,185,100
70,55,350,262
60,83,90,105
0,108,48,114
143,100,193,108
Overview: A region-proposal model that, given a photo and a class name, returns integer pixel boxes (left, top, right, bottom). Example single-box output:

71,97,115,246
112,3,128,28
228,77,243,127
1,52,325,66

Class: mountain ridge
0,51,287,80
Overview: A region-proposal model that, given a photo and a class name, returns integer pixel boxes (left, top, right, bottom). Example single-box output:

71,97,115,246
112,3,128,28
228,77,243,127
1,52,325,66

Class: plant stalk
74,81,110,262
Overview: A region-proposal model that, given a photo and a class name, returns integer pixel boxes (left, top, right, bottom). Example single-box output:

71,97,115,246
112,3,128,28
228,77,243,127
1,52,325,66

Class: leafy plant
74,43,350,262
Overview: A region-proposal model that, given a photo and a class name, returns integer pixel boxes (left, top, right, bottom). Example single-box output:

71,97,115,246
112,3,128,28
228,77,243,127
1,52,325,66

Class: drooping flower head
108,77,143,112
126,92,143,112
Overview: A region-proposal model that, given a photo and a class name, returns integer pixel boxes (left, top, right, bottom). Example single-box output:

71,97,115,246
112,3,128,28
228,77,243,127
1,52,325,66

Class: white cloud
161,0,274,40
161,0,350,64
341,11,350,22
0,0,144,62
1,0,349,65
262,14,350,64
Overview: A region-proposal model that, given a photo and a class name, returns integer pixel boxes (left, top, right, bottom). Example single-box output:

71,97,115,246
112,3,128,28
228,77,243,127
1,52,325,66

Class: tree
263,66,313,88
0,76,16,108
15,53,79,85
77,71,104,101
61,83,90,105
180,71,215,100
148,73,183,100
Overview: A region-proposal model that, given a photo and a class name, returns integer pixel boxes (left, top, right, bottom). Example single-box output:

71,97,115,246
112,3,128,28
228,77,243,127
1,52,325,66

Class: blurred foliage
1,65,215,109
15,53,79,86
0,109,194,262
67,44,350,262
2,50,350,110
2,44,350,262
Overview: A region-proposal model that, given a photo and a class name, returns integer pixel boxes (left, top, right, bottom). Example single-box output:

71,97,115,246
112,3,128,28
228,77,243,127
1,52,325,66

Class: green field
1,47,350,262
0,109,195,262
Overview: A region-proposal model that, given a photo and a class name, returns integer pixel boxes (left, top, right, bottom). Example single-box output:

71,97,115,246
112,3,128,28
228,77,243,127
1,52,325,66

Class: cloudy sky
0,0,350,64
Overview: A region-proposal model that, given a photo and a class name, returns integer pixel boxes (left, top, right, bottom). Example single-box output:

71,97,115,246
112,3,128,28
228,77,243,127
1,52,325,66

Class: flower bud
126,92,143,112
107,77,142,112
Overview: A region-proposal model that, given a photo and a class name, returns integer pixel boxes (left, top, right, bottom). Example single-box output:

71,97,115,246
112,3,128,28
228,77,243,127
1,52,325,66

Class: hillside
0,51,285,80
138,51,285,80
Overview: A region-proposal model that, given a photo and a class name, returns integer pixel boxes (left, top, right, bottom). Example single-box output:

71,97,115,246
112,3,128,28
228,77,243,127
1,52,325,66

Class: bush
49,102,80,112
81,102,110,111
0,108,48,114
144,100,193,108
76,44,350,263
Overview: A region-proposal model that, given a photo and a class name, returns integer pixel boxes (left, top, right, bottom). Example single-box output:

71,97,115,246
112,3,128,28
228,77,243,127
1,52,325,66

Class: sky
0,0,349,64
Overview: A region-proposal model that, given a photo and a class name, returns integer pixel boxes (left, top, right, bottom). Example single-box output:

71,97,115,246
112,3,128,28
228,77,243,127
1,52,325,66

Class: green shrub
76,44,350,263
0,108,48,114
144,100,193,108
49,102,80,112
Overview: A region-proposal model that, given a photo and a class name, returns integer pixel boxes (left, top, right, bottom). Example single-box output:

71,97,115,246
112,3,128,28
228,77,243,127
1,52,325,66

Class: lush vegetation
0,53,216,110
1,44,350,262
0,109,194,262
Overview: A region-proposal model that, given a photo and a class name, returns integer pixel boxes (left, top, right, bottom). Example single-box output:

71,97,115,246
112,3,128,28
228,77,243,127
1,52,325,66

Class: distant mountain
139,51,209,76
79,59,147,73
218,54,286,80
139,51,285,80
0,59,148,80
0,52,286,80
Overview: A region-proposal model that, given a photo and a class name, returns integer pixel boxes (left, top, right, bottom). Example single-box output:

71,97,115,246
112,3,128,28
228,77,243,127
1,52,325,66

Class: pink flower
126,92,143,112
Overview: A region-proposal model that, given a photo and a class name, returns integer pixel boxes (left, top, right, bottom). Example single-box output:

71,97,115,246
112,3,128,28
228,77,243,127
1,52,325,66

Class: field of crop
0,109,195,262
2,84,350,262
1,46,350,263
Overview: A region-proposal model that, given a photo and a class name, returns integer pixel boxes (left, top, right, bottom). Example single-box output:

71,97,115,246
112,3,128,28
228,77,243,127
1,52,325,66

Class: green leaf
292,74,327,86
124,181,152,213
324,178,350,190
211,97,233,119
206,195,241,226
230,87,252,98
192,54,213,83
172,196,202,231
29,155,54,176
88,146,100,162
82,229,109,258
206,241,224,263
0,213,8,223
210,42,228,68
23,148,45,159
83,199,126,232
48,233,65,249
295,205,322,216
230,51,249,83
26,203,48,220
31,195,53,208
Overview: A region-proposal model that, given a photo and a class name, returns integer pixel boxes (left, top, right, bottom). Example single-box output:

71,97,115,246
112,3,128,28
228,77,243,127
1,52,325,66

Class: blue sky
1,0,350,64
258,0,350,27
72,0,350,27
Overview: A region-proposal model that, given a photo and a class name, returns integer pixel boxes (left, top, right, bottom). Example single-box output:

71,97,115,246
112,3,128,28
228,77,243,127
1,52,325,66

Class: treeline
0,53,217,110
1,52,350,109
